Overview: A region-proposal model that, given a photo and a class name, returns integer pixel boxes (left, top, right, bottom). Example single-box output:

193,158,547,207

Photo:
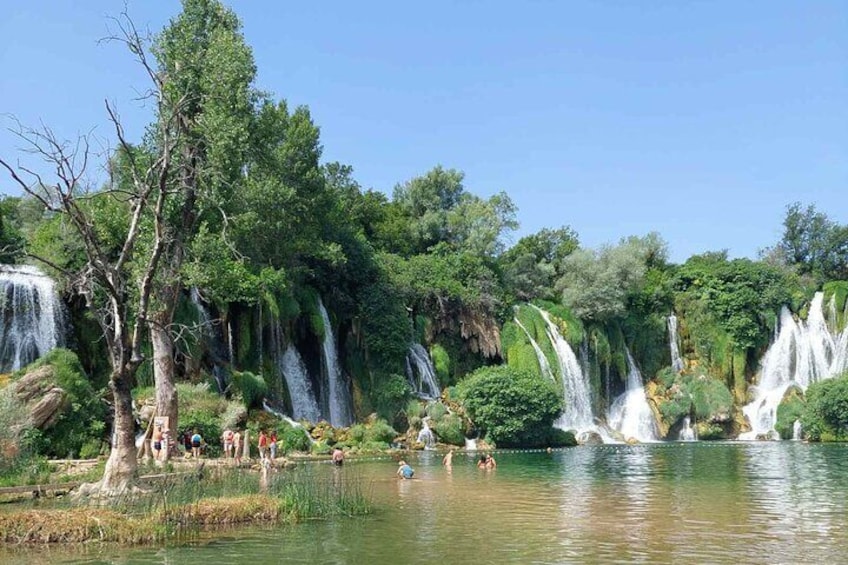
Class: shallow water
5,442,848,564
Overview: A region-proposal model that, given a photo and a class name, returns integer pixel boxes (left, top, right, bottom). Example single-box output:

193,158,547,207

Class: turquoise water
6,442,848,564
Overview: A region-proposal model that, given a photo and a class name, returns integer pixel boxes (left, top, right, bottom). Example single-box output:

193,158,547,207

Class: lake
5,442,848,564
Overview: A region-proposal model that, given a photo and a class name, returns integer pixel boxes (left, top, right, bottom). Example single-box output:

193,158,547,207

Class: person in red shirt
258,430,268,461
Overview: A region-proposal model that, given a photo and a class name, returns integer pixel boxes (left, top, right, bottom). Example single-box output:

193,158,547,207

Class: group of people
395,449,496,480
256,430,278,461
221,428,243,463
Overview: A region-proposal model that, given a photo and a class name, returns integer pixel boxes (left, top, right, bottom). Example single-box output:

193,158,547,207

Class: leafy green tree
778,202,848,281
458,365,562,447
500,226,579,301
393,166,517,258
145,0,260,441
556,233,667,321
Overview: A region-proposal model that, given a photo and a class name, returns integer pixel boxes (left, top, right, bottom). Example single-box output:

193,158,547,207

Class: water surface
5,442,848,564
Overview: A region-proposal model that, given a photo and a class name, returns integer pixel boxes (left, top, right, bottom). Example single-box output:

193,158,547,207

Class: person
151,425,164,461
442,448,454,467
258,430,268,460
397,460,414,479
233,429,242,464
332,447,345,467
222,428,234,459
477,454,488,469
191,429,203,458
486,453,497,470
269,431,278,461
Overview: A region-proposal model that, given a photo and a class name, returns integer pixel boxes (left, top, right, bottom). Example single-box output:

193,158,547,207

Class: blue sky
2,1,846,262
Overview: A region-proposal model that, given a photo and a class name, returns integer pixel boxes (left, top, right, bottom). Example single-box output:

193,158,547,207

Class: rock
9,366,69,430
577,431,604,445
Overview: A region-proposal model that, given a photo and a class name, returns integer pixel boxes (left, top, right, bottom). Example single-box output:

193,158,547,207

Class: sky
1,0,846,263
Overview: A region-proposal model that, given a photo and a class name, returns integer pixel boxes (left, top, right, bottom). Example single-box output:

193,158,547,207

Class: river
4,442,848,564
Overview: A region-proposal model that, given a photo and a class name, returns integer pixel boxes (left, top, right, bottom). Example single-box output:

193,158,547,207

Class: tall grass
1,465,374,545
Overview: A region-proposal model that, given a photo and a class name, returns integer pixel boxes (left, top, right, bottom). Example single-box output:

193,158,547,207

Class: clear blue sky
2,1,846,263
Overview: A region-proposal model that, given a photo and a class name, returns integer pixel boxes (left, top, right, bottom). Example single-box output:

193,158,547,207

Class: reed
1,466,373,545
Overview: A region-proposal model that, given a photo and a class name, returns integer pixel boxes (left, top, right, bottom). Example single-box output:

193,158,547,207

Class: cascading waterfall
275,339,322,424
679,415,697,441
262,400,316,444
607,348,660,442
318,298,353,427
405,343,441,399
793,420,802,441
667,313,685,373
190,288,230,393
532,305,596,433
741,292,848,440
514,316,555,382
417,416,436,449
0,265,65,372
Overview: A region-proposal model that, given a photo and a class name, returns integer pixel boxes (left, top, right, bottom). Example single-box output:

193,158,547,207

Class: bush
802,374,848,441
776,392,805,439
13,349,106,459
457,365,562,447
278,424,312,454
546,428,577,447
231,371,268,410
432,413,465,445
372,374,411,421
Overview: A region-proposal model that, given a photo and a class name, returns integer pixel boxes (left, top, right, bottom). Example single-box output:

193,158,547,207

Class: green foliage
371,374,412,421
557,234,667,321
775,392,805,440
431,412,465,445
656,371,734,427
823,281,848,331
231,371,268,410
457,365,562,447
500,226,579,302
801,374,848,442
546,428,578,447
277,423,312,454
14,349,106,459
777,202,848,282
430,344,451,383
345,419,396,449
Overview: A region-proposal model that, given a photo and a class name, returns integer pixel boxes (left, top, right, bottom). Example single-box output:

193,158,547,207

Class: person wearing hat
396,460,414,479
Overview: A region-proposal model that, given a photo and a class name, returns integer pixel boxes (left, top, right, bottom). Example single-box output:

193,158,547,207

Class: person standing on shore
233,429,242,465
258,430,268,461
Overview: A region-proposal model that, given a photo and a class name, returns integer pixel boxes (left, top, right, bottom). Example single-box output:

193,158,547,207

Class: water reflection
5,444,848,564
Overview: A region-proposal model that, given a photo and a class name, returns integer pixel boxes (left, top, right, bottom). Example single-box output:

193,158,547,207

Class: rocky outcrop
7,365,69,430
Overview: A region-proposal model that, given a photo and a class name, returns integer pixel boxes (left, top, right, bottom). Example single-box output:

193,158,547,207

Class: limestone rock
9,365,69,430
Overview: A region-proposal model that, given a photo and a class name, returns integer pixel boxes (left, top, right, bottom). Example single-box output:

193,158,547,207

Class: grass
0,466,373,545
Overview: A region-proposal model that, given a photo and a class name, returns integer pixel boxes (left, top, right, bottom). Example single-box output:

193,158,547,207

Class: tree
0,12,186,494
458,365,562,447
778,202,848,281
145,0,259,447
556,234,667,321
500,226,579,301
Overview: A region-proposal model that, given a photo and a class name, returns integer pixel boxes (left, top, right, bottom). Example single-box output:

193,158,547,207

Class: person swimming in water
397,460,414,479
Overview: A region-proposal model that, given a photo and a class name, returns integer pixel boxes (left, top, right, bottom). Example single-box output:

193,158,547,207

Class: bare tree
0,14,181,495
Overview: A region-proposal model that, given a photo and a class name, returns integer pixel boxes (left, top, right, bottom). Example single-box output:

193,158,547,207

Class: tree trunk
99,370,138,494
151,314,178,462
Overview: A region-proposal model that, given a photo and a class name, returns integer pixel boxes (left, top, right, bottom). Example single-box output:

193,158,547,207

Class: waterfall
274,338,322,424
679,415,697,441
0,265,65,372
514,316,555,382
532,305,596,434
793,419,802,441
417,416,436,449
607,348,660,442
740,292,848,440
190,288,230,393
667,314,685,373
405,343,441,399
262,400,316,445
318,298,353,427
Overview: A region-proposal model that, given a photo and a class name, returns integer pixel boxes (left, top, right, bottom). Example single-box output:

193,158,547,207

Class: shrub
278,424,312,454
776,392,805,439
372,374,412,421
432,413,464,445
802,374,848,441
546,428,577,447
231,371,268,410
457,365,562,447
13,348,106,459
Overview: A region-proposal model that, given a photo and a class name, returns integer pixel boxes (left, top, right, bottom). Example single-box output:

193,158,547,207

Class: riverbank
0,462,372,545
